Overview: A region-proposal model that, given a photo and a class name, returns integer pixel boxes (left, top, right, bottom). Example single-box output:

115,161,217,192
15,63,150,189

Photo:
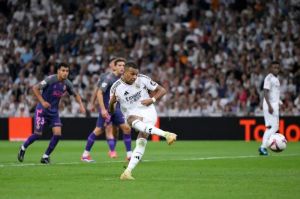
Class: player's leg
121,113,176,180
18,108,45,162
262,116,279,147
18,132,42,162
260,106,271,155
40,127,61,164
81,127,102,162
41,114,64,164
81,115,104,162
120,132,148,180
260,104,279,155
105,124,118,158
128,115,177,145
113,109,132,160
112,125,119,139
119,124,132,160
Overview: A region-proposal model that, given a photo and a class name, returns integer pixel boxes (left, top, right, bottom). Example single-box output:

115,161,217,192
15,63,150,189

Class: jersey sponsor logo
125,91,142,103
52,90,64,97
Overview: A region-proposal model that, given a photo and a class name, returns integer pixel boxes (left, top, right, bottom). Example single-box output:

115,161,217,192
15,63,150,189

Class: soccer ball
267,133,287,152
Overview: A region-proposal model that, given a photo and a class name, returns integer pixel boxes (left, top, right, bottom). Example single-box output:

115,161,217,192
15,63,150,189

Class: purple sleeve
65,79,76,95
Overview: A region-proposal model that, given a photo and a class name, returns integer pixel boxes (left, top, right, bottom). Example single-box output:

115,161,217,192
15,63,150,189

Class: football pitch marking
0,153,299,168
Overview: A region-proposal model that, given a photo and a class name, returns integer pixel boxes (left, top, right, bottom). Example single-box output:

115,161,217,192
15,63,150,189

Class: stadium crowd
0,0,299,117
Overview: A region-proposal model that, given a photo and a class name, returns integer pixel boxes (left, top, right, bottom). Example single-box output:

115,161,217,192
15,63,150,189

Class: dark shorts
96,108,125,129
34,107,62,133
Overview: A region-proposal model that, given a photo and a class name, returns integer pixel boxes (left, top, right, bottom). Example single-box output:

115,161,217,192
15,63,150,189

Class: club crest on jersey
40,80,47,86
124,91,129,96
150,81,157,86
102,82,107,88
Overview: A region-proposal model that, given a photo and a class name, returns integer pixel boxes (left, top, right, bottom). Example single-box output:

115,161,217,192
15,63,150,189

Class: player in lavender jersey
81,58,132,162
17,63,86,164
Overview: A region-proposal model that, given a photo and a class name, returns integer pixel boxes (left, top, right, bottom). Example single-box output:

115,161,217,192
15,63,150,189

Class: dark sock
85,132,97,151
23,134,41,149
123,134,132,152
107,139,116,151
45,135,61,156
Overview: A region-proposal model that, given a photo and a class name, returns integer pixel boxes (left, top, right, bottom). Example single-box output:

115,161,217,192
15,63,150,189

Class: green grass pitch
0,140,299,199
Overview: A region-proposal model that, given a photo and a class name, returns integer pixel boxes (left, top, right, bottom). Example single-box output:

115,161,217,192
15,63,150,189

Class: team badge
150,81,157,86
40,80,47,86
102,82,107,88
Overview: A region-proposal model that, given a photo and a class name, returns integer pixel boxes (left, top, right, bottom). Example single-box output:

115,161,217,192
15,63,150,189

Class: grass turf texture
0,141,299,199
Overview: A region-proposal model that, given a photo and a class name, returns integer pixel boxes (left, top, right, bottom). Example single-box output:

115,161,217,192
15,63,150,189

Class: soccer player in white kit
109,62,177,180
259,61,281,155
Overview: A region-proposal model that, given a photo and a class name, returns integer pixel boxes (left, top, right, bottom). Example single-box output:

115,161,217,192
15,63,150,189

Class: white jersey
263,73,280,104
110,74,158,122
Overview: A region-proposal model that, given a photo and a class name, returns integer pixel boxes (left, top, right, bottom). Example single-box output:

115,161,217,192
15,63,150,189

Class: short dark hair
125,62,139,69
271,61,280,65
57,63,69,69
114,57,126,65
109,57,117,63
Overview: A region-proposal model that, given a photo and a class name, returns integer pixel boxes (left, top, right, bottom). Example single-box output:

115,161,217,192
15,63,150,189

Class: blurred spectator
0,0,299,117
15,103,30,117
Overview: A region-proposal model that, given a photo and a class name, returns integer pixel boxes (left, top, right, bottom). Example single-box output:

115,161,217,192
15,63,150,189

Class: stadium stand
0,0,299,117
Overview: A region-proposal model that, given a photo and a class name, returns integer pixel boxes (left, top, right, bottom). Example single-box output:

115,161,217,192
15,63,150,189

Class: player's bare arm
108,94,117,114
74,93,86,114
141,85,166,106
96,89,110,119
32,84,51,109
264,88,273,114
89,87,99,111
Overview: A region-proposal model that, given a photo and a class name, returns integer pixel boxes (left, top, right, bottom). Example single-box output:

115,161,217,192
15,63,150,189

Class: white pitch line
0,154,299,168
142,153,300,162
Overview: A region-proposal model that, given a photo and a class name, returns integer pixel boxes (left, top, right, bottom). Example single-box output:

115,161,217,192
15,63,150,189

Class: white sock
132,120,167,137
261,125,278,148
127,151,132,158
21,145,25,151
83,150,90,157
126,138,147,172
261,128,271,148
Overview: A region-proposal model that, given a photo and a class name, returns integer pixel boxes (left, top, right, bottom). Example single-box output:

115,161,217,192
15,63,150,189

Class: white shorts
263,100,279,128
125,104,157,125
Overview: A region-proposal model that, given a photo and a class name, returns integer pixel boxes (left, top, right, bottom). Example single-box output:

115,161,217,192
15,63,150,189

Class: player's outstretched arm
90,87,98,108
97,89,109,119
32,84,51,108
75,93,86,114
